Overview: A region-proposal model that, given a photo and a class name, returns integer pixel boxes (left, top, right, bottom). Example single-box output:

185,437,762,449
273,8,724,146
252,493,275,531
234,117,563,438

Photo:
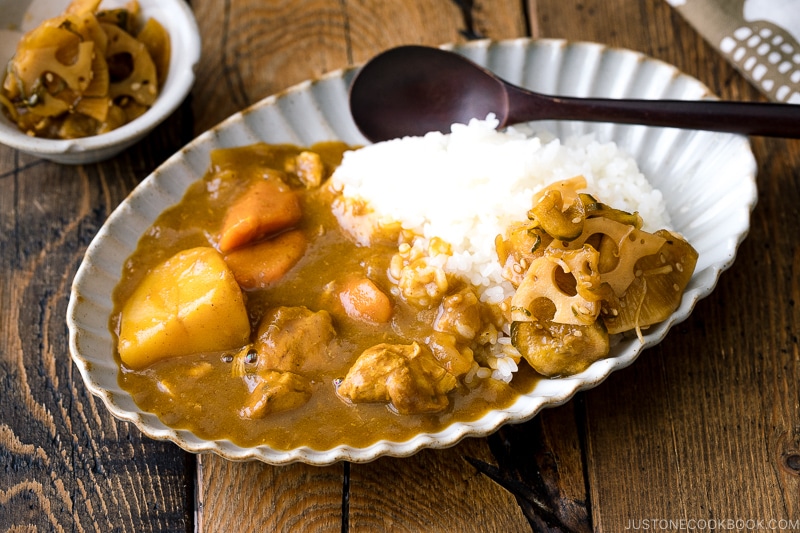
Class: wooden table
2,0,800,531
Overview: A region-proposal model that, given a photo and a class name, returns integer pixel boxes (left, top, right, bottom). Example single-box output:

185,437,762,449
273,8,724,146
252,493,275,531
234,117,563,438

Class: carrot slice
218,177,302,252
224,230,307,289
338,276,393,324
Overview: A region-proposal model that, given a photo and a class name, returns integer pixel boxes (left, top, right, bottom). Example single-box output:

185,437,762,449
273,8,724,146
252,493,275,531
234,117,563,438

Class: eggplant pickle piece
580,193,644,228
529,189,585,242
511,319,609,377
497,221,554,287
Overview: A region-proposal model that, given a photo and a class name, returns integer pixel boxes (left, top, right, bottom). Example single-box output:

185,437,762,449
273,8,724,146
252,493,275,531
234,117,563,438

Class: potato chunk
118,247,250,369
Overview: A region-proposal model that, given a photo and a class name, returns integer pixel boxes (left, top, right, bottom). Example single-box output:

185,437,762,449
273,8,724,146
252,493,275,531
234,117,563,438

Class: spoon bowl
349,45,800,143
349,45,509,140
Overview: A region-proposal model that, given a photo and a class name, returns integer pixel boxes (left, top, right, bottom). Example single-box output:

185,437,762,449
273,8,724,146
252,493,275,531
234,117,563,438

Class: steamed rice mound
331,116,669,301
329,116,671,382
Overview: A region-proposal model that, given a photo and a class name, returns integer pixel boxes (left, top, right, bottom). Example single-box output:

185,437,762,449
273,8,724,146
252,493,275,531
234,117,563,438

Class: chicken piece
239,370,312,419
426,331,475,378
434,286,483,342
337,342,457,414
293,151,325,189
338,276,393,324
254,306,335,373
218,174,302,252
224,229,307,290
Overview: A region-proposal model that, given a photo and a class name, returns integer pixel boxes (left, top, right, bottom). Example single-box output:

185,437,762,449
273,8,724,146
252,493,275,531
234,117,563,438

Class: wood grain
190,0,527,135
0,115,194,531
348,439,529,532
482,406,592,532
197,455,344,532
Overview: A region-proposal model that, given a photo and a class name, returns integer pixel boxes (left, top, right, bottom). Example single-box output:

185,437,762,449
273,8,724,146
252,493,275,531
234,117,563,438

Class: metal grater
667,0,800,103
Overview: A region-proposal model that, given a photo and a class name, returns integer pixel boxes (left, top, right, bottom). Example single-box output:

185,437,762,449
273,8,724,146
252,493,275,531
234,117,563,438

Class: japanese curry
111,142,697,450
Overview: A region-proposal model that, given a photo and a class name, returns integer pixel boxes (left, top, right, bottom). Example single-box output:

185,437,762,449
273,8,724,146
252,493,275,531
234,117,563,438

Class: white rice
330,115,670,381
332,115,668,298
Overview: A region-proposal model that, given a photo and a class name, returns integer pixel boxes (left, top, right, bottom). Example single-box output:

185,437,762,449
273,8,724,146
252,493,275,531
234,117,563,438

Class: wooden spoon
349,45,800,142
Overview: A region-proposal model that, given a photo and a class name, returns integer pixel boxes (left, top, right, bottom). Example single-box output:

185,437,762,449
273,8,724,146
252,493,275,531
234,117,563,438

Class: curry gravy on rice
112,121,697,450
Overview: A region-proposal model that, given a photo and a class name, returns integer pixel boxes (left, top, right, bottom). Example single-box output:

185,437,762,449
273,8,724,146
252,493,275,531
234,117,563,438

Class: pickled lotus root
0,0,171,139
500,177,698,377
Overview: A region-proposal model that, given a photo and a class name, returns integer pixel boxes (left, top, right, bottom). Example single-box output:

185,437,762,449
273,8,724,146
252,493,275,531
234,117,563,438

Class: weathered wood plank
348,439,529,532
195,439,534,532
192,0,350,134
479,405,591,532
191,0,527,135
197,455,344,532
0,109,194,531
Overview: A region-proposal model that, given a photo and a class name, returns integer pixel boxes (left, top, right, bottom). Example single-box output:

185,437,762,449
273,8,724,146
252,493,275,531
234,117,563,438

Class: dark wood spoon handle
506,84,800,138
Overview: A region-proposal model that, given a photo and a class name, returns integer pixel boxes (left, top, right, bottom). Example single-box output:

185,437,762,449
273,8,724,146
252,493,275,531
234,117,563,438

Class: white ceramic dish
0,0,200,164
67,38,757,465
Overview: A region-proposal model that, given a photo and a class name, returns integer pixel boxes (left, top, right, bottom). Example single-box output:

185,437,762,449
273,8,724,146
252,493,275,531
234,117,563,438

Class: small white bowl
0,0,201,164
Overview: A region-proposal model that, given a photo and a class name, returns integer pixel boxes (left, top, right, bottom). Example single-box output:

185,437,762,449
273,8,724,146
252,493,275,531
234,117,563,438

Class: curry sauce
112,142,539,450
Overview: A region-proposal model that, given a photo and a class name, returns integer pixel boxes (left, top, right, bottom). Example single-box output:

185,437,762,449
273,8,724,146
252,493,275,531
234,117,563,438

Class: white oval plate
67,38,757,465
